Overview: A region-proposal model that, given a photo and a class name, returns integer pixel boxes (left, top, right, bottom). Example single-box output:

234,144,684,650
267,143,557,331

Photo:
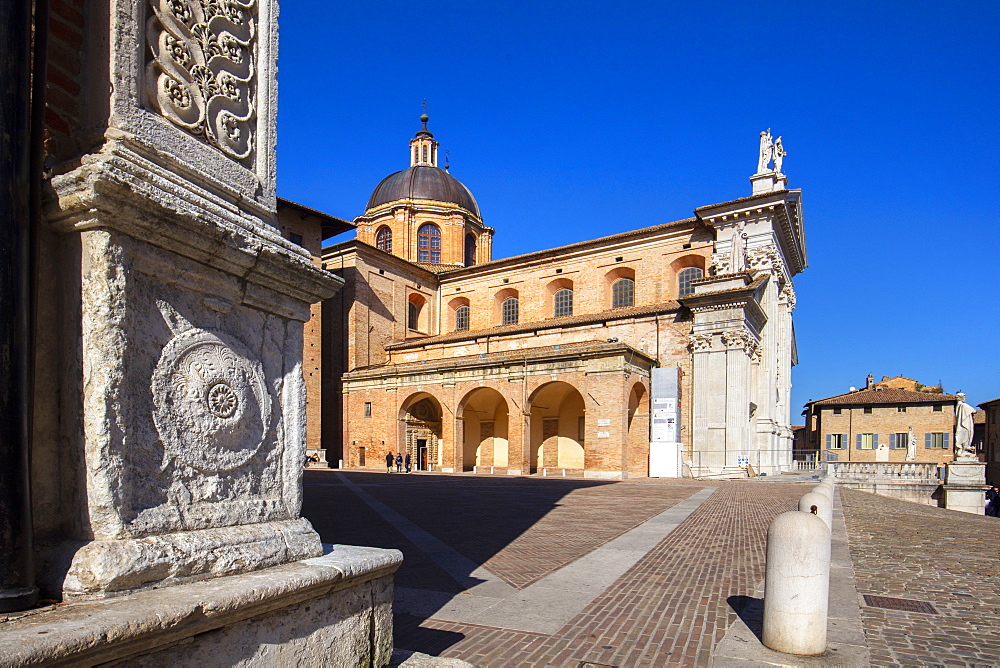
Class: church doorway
400,394,442,471
417,440,428,471
458,388,510,471
528,381,586,473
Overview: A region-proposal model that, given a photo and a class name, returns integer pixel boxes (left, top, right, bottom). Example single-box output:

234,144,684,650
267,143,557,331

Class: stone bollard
800,491,833,531
762,510,831,656
813,483,833,501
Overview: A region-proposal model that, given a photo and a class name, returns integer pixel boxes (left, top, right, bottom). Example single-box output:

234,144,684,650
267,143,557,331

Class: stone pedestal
750,171,788,194
0,545,401,666
943,462,988,515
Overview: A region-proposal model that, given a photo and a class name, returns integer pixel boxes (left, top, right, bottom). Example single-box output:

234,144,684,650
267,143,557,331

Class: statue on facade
906,426,916,461
757,129,774,174
773,137,786,174
954,392,977,462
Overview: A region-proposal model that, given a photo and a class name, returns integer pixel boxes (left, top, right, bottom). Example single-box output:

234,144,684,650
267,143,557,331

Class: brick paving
840,489,1000,667
303,470,803,667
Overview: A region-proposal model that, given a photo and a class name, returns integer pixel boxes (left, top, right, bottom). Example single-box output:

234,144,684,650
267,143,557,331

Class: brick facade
313,124,806,478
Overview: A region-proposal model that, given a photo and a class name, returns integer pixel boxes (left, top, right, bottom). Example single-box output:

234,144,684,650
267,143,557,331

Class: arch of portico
626,381,650,475
527,381,586,473
457,387,510,471
398,392,444,471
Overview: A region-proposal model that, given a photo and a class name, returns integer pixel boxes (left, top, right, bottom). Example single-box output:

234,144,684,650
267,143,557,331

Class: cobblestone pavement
840,489,1000,667
303,470,804,667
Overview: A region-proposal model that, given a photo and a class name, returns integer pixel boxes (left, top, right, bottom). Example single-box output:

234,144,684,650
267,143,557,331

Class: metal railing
688,449,815,478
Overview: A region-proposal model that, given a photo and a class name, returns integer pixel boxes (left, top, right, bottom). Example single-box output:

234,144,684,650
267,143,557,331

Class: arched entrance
528,381,585,473
459,388,510,471
626,382,650,475
399,393,442,471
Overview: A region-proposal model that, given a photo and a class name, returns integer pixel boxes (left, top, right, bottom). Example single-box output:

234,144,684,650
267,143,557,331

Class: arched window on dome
417,223,441,263
375,226,392,253
677,267,704,297
612,278,635,309
501,297,519,325
465,233,477,267
553,288,573,318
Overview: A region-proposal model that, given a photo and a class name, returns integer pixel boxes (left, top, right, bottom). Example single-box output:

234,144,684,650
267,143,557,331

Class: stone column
691,332,725,473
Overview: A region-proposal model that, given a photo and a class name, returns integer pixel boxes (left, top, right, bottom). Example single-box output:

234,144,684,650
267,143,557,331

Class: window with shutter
890,433,897,449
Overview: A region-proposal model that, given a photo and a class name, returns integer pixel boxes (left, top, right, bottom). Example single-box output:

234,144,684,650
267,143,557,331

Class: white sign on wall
597,431,610,439
597,419,611,427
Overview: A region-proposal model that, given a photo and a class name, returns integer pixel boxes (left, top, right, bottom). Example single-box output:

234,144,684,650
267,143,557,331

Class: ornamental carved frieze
689,333,714,352
710,252,731,276
152,327,271,472
780,283,797,309
745,244,788,283
146,0,257,161
722,329,761,361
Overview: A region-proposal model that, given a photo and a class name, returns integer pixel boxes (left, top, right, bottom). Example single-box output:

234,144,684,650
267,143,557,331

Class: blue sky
276,1,999,416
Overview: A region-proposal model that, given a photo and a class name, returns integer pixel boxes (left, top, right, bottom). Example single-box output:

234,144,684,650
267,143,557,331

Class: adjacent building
316,118,806,478
802,375,958,465
979,397,1000,484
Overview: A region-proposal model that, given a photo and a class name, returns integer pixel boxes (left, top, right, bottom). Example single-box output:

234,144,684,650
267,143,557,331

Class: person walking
404,452,412,473
395,452,403,473
987,485,1000,517
385,451,394,473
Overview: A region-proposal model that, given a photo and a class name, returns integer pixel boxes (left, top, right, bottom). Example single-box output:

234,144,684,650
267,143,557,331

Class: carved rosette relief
146,0,257,160
152,328,271,472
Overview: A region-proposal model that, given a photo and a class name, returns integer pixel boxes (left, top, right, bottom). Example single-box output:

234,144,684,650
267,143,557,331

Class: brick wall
44,0,87,165
275,208,326,453
818,403,955,465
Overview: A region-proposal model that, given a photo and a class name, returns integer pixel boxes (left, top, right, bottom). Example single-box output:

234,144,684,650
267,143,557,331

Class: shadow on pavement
393,613,466,656
727,595,764,641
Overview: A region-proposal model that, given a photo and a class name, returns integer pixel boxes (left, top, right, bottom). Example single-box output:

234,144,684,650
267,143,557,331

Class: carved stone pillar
34,0,343,600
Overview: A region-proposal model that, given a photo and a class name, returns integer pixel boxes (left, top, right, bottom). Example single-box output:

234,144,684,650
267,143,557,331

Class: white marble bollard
762,511,830,656
800,491,833,531
813,483,833,500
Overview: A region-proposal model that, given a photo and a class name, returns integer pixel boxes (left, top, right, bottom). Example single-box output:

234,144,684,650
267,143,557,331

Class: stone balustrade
827,461,940,481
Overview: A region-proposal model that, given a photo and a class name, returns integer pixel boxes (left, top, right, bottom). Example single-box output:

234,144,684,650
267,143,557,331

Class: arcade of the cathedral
317,119,807,479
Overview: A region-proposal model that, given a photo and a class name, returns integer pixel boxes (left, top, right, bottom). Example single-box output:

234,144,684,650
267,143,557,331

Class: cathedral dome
366,165,481,219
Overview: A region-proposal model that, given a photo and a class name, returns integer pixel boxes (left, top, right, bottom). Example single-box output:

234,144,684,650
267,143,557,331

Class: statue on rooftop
773,137,786,173
757,129,774,174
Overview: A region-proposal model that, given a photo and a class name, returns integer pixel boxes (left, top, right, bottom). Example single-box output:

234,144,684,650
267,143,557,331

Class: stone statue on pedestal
906,426,916,461
954,393,977,462
773,137,786,174
757,129,774,174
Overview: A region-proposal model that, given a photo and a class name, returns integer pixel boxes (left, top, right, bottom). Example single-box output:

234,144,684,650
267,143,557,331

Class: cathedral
316,118,806,479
